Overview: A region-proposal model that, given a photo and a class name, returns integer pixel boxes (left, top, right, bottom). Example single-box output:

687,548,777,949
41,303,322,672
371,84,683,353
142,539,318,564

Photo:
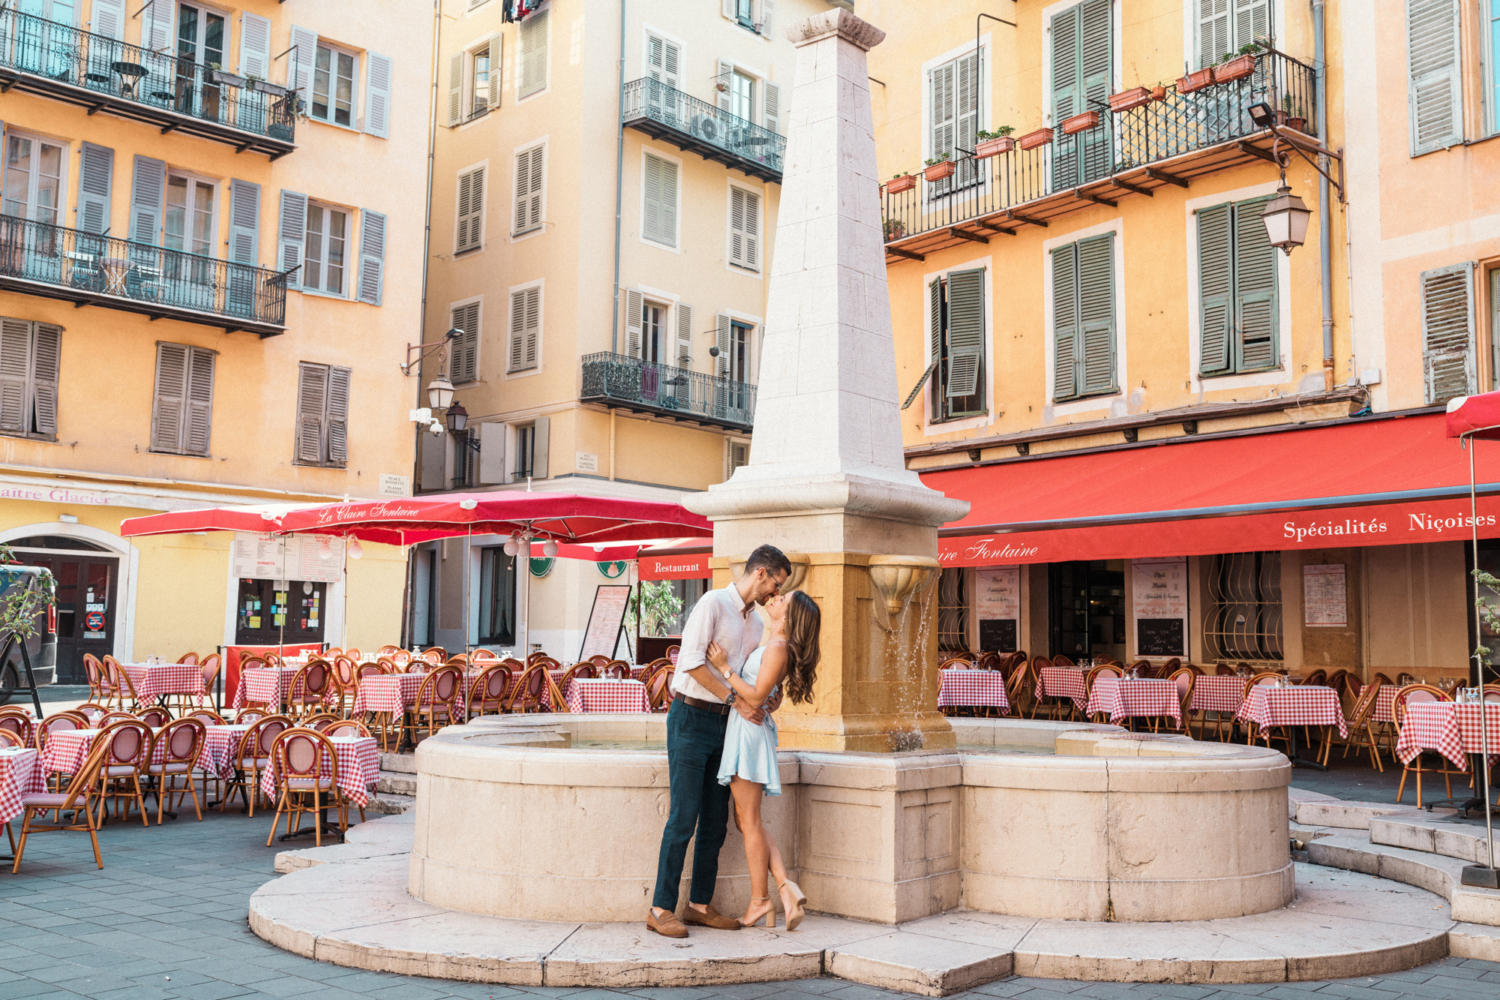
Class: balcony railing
0,214,287,336
882,51,1317,253
622,78,785,183
581,352,756,431
0,8,296,157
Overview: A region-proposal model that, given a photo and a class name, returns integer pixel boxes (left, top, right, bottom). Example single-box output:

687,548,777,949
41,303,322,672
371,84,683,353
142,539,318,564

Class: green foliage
625,581,684,639
977,126,1014,140
1472,568,1500,667
923,152,951,167
0,545,55,642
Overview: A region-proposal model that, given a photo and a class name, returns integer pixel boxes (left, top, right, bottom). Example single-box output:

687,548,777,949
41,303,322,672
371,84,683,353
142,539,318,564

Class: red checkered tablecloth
121,663,205,702
201,725,251,781
259,735,380,807
1395,702,1500,767
1236,686,1348,739
0,748,45,825
1189,676,1246,714
565,679,650,713
1085,677,1181,727
234,667,303,708
41,727,211,775
1372,685,1400,724
1036,667,1089,712
352,674,426,715
938,669,1011,712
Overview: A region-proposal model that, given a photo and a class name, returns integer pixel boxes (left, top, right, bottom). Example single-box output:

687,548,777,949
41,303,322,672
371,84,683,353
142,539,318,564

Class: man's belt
674,693,730,715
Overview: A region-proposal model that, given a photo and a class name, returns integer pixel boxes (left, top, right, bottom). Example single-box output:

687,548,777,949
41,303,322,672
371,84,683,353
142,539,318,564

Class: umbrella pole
463,526,472,660
341,541,350,651
518,532,529,662
1471,438,1496,871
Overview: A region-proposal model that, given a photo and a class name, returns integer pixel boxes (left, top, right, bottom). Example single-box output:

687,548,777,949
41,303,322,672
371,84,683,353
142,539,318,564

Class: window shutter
420,429,446,490
184,347,215,455
1050,6,1081,188
151,343,189,452
955,53,978,188
1420,262,1476,404
522,286,540,369
729,188,760,270
642,154,662,243
365,53,392,138
1233,198,1278,371
508,292,527,371
715,312,731,377
296,363,328,464
327,366,350,466
143,1,172,50
519,10,548,99
452,301,480,382
662,39,681,89
77,142,113,236
1052,246,1079,401
945,268,985,398
456,167,484,253
1197,203,1233,376
127,155,165,246
722,0,736,18
763,81,780,133
30,323,59,438
759,0,775,34
531,415,550,479
1198,0,1230,69
625,289,644,358
1078,234,1116,396
239,12,272,79
675,303,693,366
647,34,665,81
478,421,507,484
1078,0,1112,183
1233,0,1271,50
277,190,307,288
902,279,941,410
658,158,678,247
1408,0,1463,154
448,54,463,125
227,180,260,265
290,26,319,114
930,61,955,182
358,209,386,305
514,145,543,234
0,319,30,433
717,59,733,113
91,0,126,40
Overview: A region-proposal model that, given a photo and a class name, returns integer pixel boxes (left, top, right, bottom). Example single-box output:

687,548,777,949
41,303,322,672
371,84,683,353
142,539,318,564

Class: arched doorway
2,530,130,684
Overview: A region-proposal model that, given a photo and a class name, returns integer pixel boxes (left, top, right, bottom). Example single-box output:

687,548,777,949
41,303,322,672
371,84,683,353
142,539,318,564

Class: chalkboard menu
1136,618,1185,657
979,618,1017,653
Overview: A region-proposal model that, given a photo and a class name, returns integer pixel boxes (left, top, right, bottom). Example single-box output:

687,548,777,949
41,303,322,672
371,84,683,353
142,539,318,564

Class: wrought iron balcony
581,352,756,432
622,78,784,183
882,50,1318,261
0,8,296,158
0,214,287,336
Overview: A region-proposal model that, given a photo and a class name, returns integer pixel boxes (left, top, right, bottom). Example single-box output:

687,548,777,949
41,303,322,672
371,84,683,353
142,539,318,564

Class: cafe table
121,662,205,705
0,747,45,826
1395,702,1500,818
1085,676,1181,729
258,734,380,808
565,679,650,713
1236,685,1348,768
937,669,1010,715
1035,667,1089,714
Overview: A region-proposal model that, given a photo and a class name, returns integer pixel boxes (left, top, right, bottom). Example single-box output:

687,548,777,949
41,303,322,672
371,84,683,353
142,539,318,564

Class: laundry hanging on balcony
501,0,546,22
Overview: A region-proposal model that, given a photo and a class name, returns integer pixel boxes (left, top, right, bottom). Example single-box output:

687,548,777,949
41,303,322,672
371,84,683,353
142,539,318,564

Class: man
648,544,791,938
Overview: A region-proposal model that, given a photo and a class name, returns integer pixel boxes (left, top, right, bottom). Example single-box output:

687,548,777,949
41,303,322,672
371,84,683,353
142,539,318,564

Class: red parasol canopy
1446,392,1500,440
116,501,414,541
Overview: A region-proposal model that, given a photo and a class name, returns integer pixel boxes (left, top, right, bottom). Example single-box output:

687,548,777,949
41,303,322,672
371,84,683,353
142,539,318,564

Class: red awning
923,412,1500,566
638,541,712,580
1446,391,1500,440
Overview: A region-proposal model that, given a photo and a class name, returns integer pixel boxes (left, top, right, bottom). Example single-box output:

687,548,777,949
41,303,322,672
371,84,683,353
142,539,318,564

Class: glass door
164,173,215,295
1,134,64,281
15,0,77,79
175,2,224,121
29,554,115,684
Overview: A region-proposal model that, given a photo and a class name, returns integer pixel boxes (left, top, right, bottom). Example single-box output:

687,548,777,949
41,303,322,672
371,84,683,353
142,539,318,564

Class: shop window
937,568,969,653
1202,551,1283,665
1048,560,1125,661
235,579,325,646
478,546,516,645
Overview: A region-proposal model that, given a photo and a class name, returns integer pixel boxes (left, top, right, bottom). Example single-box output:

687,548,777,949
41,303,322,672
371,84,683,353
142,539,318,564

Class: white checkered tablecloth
1036,667,1089,712
259,735,379,807
1189,675,1246,715
40,727,209,775
121,663,205,702
1085,677,1181,727
1395,702,1500,767
1372,685,1400,724
234,667,302,708
1236,686,1349,739
200,725,251,781
937,669,1011,712
352,674,425,716
565,679,650,713
0,748,45,825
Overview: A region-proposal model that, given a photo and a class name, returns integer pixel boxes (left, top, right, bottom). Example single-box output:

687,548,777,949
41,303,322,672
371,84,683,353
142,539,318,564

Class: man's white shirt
670,582,764,703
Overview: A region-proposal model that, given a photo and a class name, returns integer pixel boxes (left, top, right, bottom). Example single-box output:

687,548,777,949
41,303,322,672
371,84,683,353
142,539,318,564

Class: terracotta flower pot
1213,54,1256,84
975,136,1015,158
1061,110,1101,135
1151,85,1167,101
886,174,916,194
1177,68,1215,94
1018,127,1054,150
883,220,906,241
923,160,956,182
1287,116,1308,134
1108,87,1151,113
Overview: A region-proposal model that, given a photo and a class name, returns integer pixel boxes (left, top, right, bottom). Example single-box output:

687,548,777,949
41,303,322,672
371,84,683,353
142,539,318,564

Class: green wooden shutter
184,347,215,455
30,322,59,438
903,279,941,410
1408,0,1463,154
1420,262,1476,404
1078,234,1116,395
1197,202,1233,377
1052,246,1079,401
1050,5,1081,188
954,53,978,189
1198,0,1231,68
930,60,955,180
1078,0,1112,183
365,53,392,138
357,209,386,306
945,268,985,399
1233,198,1278,371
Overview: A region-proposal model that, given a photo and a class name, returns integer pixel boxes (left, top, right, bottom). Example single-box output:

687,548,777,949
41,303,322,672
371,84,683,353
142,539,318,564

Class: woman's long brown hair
783,591,822,705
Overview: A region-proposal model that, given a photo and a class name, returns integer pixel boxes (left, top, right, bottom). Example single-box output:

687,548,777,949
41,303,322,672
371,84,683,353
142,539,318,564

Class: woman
706,590,821,930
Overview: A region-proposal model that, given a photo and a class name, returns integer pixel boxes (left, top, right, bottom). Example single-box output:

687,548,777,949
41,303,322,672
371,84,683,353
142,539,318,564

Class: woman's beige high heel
778,879,806,931
740,896,775,928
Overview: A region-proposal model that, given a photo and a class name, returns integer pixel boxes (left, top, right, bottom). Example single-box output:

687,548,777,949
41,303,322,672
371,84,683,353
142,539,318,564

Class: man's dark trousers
652,697,731,911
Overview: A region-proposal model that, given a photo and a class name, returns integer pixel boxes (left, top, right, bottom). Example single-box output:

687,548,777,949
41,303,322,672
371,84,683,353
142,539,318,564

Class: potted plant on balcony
1108,86,1152,113
207,62,247,88
974,126,1016,157
248,75,289,98
1279,96,1309,133
883,218,907,241
1213,43,1259,84
1018,126,1054,150
1177,65,1216,94
886,171,916,194
923,153,956,182
1152,82,1168,101
1061,109,1101,134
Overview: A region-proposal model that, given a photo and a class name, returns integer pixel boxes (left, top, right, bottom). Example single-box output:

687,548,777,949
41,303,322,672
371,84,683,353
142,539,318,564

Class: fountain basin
409,715,1291,924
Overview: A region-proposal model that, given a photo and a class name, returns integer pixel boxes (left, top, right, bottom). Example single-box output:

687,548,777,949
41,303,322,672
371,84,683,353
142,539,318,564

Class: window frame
514,422,536,478
468,37,494,119
477,545,517,646
309,39,360,129
454,160,488,255
511,139,546,240
2,131,68,225
725,180,763,274
724,436,750,479
301,200,352,298
924,270,989,424
639,148,682,252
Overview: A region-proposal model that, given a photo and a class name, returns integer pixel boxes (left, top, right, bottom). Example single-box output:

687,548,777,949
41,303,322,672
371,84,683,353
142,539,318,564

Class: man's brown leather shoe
682,904,741,930
647,908,688,938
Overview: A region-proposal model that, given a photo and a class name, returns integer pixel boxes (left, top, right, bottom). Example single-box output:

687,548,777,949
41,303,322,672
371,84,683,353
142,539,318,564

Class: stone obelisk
685,9,969,752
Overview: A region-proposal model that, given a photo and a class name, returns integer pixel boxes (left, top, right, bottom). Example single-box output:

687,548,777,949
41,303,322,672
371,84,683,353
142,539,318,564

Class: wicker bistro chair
647,668,675,711
328,656,358,716
507,664,567,714
37,712,86,753
1300,668,1328,687
1168,667,1197,736
10,735,111,873
0,710,36,749
405,666,465,745
304,713,341,732
1394,685,1461,807
1082,664,1124,724
470,648,500,666
343,648,361,662
185,708,226,726
325,719,372,738
144,718,206,824
418,647,447,665
288,660,333,720
104,655,141,710
467,665,512,720
237,656,272,711
224,715,291,816
177,652,199,666
83,653,108,703
0,729,23,748
388,649,414,669
558,662,597,696
1342,683,1385,771
138,706,171,729
183,653,222,714
605,659,632,679
1005,657,1035,718
96,720,154,826
265,727,351,848
588,654,611,669
376,644,401,657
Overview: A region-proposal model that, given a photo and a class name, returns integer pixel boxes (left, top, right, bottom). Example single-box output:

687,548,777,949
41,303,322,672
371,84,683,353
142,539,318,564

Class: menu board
975,567,1020,653
1303,563,1347,627
578,584,632,661
232,532,345,584
1132,557,1188,657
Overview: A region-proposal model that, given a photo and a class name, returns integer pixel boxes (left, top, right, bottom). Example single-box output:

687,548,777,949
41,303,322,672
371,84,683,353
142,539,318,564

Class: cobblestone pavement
0,809,1497,1000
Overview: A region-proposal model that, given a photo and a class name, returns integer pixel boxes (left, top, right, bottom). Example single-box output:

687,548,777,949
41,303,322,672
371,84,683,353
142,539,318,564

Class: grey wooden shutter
759,0,775,34
77,143,113,236
519,10,548,99
531,415,549,479
239,12,272,79
715,313,731,377
763,81,780,133
658,158,678,246
729,187,750,268
1408,0,1463,154
30,323,59,438
451,301,480,382
1198,0,1231,68
675,303,693,366
1420,262,1476,404
127,155,165,245
277,190,307,288
0,319,30,434
508,292,527,371
228,180,260,265
456,167,484,252
1078,0,1112,183
1233,198,1278,371
624,289,644,358
488,35,503,109
365,53,392,138
1078,234,1116,396
930,60,955,185
642,154,662,243
448,54,463,125
901,279,942,410
514,145,543,234
290,26,318,113
327,366,350,466
143,2,172,51
151,343,189,452
296,362,328,464
717,59,733,113
478,421,506,484
954,53,978,188
1233,0,1271,50
184,347,215,455
1197,203,1233,377
358,209,386,305
92,0,126,40
520,286,540,369
1052,246,1079,400
945,268,985,399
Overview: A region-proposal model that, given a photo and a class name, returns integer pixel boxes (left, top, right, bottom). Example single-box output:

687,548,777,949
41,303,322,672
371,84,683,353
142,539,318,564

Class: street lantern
445,400,469,433
427,374,456,410
1261,183,1311,255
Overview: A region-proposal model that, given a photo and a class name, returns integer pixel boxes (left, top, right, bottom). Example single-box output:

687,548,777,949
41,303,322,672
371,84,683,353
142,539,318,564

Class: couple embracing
647,544,822,937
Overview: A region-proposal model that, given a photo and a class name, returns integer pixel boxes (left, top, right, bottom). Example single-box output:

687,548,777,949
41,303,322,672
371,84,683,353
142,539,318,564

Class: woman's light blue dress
716,646,781,796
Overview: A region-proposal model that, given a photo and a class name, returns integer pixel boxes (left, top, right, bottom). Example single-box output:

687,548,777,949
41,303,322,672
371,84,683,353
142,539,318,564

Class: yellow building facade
0,0,429,687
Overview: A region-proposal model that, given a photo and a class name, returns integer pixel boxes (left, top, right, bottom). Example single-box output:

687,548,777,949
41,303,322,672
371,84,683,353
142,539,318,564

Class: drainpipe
610,0,627,353
1313,0,1333,391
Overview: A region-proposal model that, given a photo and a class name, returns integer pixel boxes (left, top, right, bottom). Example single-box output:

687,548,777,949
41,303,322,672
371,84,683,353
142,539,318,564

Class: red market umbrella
119,501,325,538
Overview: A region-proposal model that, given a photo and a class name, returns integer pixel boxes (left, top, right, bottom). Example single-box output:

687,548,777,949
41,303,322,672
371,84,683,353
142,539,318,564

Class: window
411,546,436,646
1051,0,1111,187
450,300,480,383
508,285,540,373
1051,235,1116,401
513,144,544,236
302,202,350,296
928,52,978,195
3,133,63,224
937,568,969,653
294,362,351,467
1048,561,1127,661
311,42,358,128
1490,0,1500,134
455,164,485,253
713,314,755,416
450,39,498,124
728,186,760,271
721,0,773,35
514,423,535,478
1421,262,1476,404
905,268,986,421
164,173,215,284
150,342,215,455
729,69,755,121
1203,551,1283,665
635,301,666,362
725,437,749,479
0,318,60,440
1197,198,1278,377
641,152,678,248
471,41,492,118
1408,0,1463,154
518,9,548,100
478,547,516,646
1196,0,1270,70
